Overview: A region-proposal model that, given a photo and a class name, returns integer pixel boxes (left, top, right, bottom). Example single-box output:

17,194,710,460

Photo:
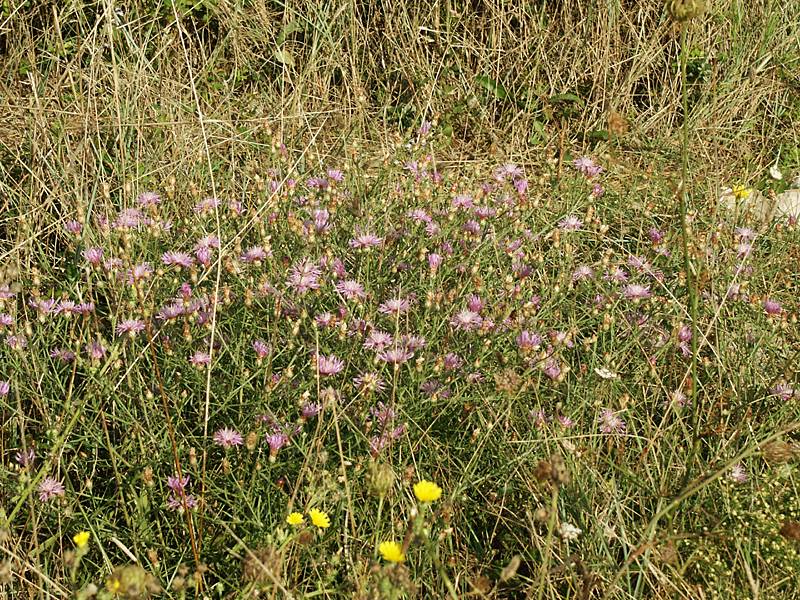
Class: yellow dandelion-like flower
73,531,91,548
286,512,305,526
732,185,752,200
413,479,442,503
378,541,406,563
309,508,331,529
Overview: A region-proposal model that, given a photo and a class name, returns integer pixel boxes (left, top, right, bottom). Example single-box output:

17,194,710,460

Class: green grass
1,1,800,599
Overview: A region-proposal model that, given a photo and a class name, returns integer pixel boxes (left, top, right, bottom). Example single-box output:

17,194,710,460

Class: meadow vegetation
1,0,800,598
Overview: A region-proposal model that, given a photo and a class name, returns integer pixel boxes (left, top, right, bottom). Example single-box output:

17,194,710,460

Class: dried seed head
761,440,799,465
667,0,706,22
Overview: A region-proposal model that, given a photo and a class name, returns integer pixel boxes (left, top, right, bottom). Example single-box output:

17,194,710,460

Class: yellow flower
413,480,442,503
73,531,91,548
732,185,752,200
378,541,406,563
308,509,330,529
286,512,305,526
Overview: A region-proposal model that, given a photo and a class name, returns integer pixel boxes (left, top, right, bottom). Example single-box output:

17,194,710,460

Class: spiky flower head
413,479,442,503
378,541,406,563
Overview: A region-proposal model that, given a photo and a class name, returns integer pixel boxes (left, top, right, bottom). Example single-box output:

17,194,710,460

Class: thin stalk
535,486,559,600
677,22,702,478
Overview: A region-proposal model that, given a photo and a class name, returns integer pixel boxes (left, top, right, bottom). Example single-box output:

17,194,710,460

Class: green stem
677,22,702,479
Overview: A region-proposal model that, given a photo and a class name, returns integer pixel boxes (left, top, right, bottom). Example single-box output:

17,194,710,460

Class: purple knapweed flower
190,351,211,367
764,299,782,316
162,251,195,268
82,247,104,266
137,191,161,206
0,380,9,396
286,258,322,294
166,474,190,493
598,409,626,435
623,284,652,301
558,215,583,231
516,330,542,351
240,246,270,264
15,448,35,467
65,220,82,234
194,197,220,215
572,265,594,282
86,341,106,360
450,309,483,331
252,339,271,360
266,433,288,459
116,319,146,338
349,232,383,249
315,354,344,376
377,347,413,365
213,428,244,448
301,402,322,420
378,297,412,316
38,477,66,502
728,463,748,484
573,156,603,178
335,280,366,301
427,253,442,271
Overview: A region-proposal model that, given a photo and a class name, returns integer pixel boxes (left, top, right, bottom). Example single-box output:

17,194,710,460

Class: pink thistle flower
450,309,482,331
252,339,271,360
598,409,626,435
313,209,331,233
194,197,220,215
0,380,9,395
137,191,161,206
240,246,270,264
516,330,542,351
82,247,104,265
573,156,603,178
286,258,322,294
377,347,413,365
38,477,66,502
378,297,412,316
463,219,481,235
408,209,432,223
0,313,12,328
349,232,383,249
444,353,463,370
335,279,366,301
301,402,322,420
86,340,106,361
213,428,244,448
315,354,344,376
591,183,604,197
427,253,442,271
6,335,27,350
572,265,594,282
327,169,344,182
166,474,190,494
467,295,484,313
167,494,198,511
452,194,474,209
770,382,796,401
128,263,153,283
65,220,82,234
558,215,583,231
728,463,748,484
190,351,211,367
494,163,523,181
162,251,195,268
764,299,782,316
604,267,629,283
50,348,76,362
557,415,575,428
116,319,146,337
113,208,147,229
15,448,35,467
623,284,652,301
266,433,288,459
